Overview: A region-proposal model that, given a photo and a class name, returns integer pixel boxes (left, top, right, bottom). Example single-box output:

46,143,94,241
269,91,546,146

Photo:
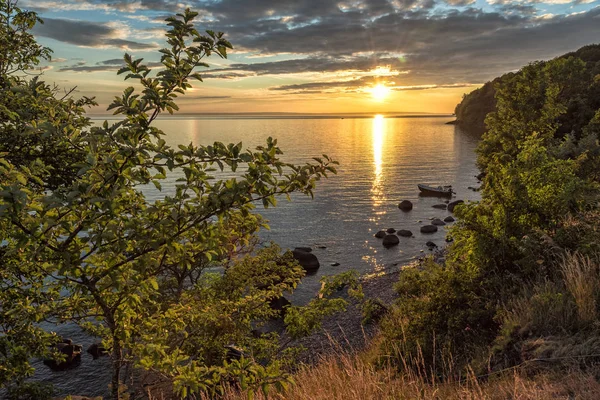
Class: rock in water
398,200,413,211
432,204,447,210
382,235,400,248
397,229,413,237
448,200,464,212
87,343,109,359
374,230,387,238
432,218,446,226
269,296,291,318
426,241,437,248
386,228,396,234
420,225,438,234
43,340,82,370
294,246,312,253
292,248,320,272
444,216,455,223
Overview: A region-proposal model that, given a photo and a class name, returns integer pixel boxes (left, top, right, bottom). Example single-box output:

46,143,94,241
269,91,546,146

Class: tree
0,6,344,399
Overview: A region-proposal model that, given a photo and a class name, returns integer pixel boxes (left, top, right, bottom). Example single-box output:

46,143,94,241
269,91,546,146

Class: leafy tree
0,6,344,399
0,0,95,190
381,51,600,377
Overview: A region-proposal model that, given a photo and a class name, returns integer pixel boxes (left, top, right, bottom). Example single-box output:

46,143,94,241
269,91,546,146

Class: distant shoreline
88,113,454,120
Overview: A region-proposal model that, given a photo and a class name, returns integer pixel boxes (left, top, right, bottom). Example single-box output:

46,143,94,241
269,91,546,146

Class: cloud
59,58,163,73
24,0,600,93
33,18,158,50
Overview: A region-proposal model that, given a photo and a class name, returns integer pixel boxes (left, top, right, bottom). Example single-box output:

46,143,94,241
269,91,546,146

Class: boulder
87,343,109,359
44,340,82,370
382,235,400,248
447,200,464,212
294,246,312,253
420,225,438,234
444,216,455,223
432,204,447,210
386,228,396,234
398,200,413,211
269,296,291,317
397,229,413,237
431,218,446,226
374,230,387,238
292,249,320,272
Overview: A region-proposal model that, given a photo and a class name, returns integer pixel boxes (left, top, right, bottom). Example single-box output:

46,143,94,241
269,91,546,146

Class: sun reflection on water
371,115,386,205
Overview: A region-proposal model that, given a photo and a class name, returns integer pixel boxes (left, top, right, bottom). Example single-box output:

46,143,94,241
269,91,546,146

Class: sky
21,0,600,114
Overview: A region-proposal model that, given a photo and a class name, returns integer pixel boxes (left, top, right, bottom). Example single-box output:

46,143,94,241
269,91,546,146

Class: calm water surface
32,116,481,397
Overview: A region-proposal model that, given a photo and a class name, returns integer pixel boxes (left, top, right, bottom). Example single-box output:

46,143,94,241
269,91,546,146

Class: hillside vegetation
454,44,600,137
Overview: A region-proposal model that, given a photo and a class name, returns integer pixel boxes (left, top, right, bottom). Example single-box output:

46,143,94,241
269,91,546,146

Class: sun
370,84,391,101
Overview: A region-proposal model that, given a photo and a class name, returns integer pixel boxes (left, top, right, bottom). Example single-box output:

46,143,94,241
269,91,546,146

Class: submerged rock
294,246,312,253
87,343,108,359
43,339,82,370
397,229,413,237
269,296,291,317
382,235,400,248
448,200,464,212
398,200,413,211
420,225,438,234
432,204,447,210
426,241,437,248
292,249,320,272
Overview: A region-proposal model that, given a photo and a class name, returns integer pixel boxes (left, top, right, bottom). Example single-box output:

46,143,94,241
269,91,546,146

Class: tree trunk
111,337,122,400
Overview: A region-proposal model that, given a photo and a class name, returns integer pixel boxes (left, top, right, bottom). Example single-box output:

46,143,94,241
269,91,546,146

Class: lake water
30,115,481,397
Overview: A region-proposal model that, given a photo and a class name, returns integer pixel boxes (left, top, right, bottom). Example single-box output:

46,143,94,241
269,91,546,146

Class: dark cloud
27,1,600,90
33,18,157,50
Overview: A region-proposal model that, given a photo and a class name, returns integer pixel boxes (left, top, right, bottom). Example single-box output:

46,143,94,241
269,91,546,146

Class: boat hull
418,184,453,197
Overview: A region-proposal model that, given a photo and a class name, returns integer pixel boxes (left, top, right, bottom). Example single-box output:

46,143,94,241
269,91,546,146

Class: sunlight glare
371,115,386,205
370,84,390,101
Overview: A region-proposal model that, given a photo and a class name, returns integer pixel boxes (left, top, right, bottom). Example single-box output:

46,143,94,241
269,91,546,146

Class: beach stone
374,230,387,238
444,216,455,223
382,235,400,248
292,249,320,272
398,200,413,211
432,218,446,226
386,228,396,234
432,204,447,210
420,225,438,234
448,200,464,212
294,246,312,253
397,229,413,237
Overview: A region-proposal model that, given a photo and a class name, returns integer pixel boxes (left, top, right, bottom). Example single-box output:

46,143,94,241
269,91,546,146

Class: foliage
454,43,600,137
381,46,600,377
0,0,95,190
0,5,343,400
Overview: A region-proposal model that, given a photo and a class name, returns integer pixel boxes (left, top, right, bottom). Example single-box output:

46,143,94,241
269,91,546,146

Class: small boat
418,184,454,196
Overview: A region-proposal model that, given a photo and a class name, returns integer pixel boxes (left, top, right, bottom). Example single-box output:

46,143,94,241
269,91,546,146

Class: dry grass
561,252,600,324
193,352,600,400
